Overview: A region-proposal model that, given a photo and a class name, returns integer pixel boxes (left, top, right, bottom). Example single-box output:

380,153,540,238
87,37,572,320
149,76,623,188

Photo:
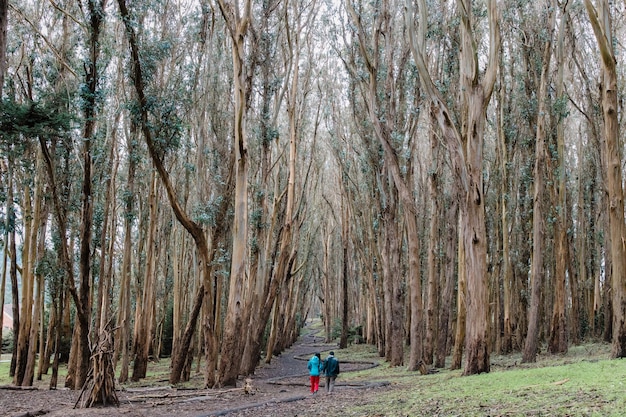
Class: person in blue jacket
321,351,340,393
307,352,322,393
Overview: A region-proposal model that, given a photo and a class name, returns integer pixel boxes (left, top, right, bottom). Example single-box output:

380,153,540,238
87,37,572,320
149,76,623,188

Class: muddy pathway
3,325,386,417
203,326,385,416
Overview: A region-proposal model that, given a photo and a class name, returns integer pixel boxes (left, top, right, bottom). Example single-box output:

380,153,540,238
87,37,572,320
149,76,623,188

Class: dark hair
329,351,334,356
315,352,321,358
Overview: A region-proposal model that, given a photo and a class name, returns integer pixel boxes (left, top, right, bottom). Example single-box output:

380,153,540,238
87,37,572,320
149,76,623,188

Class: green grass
336,343,626,416
0,356,11,385
0,354,68,386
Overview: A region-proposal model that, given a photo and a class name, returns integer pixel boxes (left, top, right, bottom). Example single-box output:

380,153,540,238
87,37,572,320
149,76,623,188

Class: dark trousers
325,375,336,393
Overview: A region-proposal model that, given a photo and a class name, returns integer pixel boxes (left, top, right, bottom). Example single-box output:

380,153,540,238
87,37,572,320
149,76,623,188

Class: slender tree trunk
425,130,441,365
40,299,55,377
323,233,333,342
0,163,10,363
549,2,569,355
523,0,556,363
117,0,220,385
340,197,349,349
9,217,18,378
24,214,47,386
15,178,35,387
436,196,458,368
523,0,556,362
497,79,513,354
346,0,419,368
386,184,404,366
49,283,64,390
116,121,137,384
132,173,158,381
451,228,466,370
95,129,117,335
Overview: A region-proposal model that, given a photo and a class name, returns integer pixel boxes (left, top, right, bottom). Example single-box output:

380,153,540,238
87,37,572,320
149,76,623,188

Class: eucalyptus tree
584,0,626,358
70,0,108,390
565,9,604,341
523,0,558,364
115,0,230,386
214,0,254,387
344,0,424,369
238,0,288,376
2,0,92,390
407,0,499,374
548,0,571,355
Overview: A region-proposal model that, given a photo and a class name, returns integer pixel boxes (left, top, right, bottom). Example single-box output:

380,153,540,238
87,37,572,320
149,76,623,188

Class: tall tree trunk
584,0,626,358
323,232,333,342
381,180,403,366
9,172,18,378
0,171,8,361
65,0,108,390
24,212,47,386
49,282,64,390
425,129,442,365
451,229,466,370
549,1,569,355
340,196,349,349
95,127,117,335
215,0,252,387
497,77,513,354
346,0,420,369
116,131,135,384
40,297,55,378
14,178,36,387
436,195,458,368
132,173,158,381
523,0,556,363
408,0,499,375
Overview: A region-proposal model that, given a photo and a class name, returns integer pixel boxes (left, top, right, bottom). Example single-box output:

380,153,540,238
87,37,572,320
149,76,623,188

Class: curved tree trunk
116,0,220,386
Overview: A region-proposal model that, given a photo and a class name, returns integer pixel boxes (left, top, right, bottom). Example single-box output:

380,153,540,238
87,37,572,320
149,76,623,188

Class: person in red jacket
307,352,322,394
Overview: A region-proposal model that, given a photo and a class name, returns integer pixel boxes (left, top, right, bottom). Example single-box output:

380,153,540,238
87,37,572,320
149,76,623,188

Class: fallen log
0,385,39,391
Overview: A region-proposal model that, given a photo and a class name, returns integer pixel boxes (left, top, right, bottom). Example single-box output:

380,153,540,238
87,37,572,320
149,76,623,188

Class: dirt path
2,326,385,417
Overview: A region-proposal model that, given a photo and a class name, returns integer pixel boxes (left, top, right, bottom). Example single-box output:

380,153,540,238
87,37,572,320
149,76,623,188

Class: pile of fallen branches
75,329,119,408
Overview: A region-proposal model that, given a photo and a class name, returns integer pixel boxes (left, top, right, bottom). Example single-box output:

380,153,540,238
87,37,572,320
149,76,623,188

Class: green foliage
193,195,225,227
330,319,362,344
1,329,13,354
0,100,72,139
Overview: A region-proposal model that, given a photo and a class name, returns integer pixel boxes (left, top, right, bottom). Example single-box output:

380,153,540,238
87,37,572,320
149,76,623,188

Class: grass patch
0,354,68,387
335,343,626,416
0,357,11,385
